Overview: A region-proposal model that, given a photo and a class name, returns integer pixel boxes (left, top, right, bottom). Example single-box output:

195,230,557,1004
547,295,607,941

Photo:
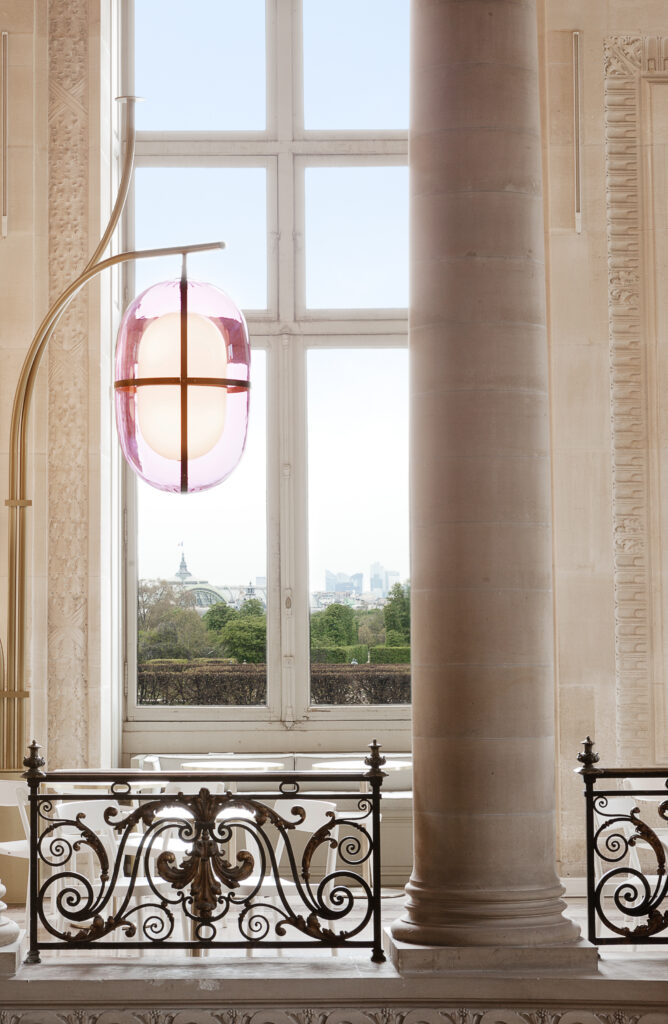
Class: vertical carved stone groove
47,0,89,766
604,37,664,764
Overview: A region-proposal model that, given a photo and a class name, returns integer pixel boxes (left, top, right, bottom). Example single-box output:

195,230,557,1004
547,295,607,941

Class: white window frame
122,0,411,750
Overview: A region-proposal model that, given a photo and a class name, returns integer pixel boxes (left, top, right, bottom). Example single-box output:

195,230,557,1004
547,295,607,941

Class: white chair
38,798,173,948
0,781,29,863
0,781,30,932
233,798,340,954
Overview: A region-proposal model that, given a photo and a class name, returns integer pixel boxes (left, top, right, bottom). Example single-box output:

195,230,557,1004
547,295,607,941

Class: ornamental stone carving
0,1009,666,1024
47,0,90,767
603,36,668,764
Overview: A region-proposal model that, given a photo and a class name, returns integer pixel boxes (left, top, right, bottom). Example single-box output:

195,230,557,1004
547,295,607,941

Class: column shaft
393,0,579,946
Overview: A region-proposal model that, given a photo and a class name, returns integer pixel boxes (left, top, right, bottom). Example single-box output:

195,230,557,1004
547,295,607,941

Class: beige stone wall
543,2,668,876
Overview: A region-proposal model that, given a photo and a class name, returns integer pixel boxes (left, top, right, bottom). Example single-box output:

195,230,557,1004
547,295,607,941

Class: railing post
365,738,387,963
22,739,45,964
576,736,600,944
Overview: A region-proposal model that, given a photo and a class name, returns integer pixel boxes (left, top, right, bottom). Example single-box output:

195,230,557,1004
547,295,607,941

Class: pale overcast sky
132,0,410,593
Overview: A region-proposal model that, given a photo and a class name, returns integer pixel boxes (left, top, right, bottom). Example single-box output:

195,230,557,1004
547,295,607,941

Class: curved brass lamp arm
12,98,136,512
1,91,226,769
3,101,138,753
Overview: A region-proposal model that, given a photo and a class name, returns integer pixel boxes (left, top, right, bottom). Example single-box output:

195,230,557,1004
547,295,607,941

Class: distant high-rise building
369,561,400,598
324,569,363,596
385,570,400,594
370,561,384,594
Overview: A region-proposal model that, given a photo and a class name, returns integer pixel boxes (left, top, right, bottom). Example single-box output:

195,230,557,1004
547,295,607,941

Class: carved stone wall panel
603,35,664,764
46,0,89,767
0,1007,666,1024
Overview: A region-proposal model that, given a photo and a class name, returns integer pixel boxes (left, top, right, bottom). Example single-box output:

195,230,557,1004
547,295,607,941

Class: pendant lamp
114,257,251,493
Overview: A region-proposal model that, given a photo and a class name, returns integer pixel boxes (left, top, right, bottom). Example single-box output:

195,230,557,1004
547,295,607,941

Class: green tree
221,615,267,663
137,579,195,631
137,606,209,662
239,598,265,618
203,601,237,634
355,608,385,647
310,602,356,647
383,583,410,644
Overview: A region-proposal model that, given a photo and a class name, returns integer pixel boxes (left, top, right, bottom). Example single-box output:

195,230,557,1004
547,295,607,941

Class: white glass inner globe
136,311,228,461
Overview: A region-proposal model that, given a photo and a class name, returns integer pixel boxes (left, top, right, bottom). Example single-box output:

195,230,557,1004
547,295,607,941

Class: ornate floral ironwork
580,746,668,944
24,743,386,962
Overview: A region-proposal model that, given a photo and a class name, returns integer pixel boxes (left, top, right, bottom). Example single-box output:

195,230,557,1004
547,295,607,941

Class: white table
311,759,410,886
181,760,284,772
312,758,410,774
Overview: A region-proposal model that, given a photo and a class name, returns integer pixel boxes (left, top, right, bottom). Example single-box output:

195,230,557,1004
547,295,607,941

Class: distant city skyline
141,547,408,597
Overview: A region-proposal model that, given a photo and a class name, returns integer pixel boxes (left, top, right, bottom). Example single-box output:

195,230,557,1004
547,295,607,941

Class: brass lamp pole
0,97,225,770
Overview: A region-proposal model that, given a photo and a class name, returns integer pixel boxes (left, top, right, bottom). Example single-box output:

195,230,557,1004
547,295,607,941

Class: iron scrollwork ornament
26,743,386,960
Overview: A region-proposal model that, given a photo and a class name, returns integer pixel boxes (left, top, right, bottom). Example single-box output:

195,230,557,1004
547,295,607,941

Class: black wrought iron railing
22,740,386,963
577,737,668,944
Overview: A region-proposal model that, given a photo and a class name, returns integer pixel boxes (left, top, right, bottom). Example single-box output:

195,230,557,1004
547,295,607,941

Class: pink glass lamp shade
114,279,250,493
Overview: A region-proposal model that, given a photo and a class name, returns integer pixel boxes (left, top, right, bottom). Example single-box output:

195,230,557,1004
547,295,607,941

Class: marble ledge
3,951,668,1010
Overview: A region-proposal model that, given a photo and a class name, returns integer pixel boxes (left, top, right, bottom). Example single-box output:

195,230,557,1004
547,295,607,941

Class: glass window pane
305,166,408,309
135,0,266,131
303,0,409,130
134,167,268,311
308,349,410,706
136,353,267,707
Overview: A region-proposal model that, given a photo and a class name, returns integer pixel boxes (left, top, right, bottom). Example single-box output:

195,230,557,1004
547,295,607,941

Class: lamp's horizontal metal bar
114,376,251,390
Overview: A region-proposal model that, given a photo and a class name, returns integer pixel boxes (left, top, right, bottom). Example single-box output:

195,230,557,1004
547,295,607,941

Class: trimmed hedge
310,663,410,705
137,659,409,706
369,645,411,664
342,644,368,663
310,644,369,664
310,647,346,664
137,659,266,706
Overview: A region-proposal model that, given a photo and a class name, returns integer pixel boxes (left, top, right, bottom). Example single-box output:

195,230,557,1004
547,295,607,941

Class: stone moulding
46,0,90,768
0,1010,666,1024
604,36,668,765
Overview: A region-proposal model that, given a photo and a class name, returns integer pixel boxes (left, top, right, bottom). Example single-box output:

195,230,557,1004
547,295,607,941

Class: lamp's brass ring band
4,499,32,507
0,690,29,698
115,376,251,391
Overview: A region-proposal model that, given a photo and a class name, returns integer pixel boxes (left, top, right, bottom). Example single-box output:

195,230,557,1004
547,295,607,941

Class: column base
386,930,599,975
391,879,583,948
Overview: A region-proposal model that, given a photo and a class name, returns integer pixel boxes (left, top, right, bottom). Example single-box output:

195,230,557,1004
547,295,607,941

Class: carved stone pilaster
603,36,668,764
47,0,89,767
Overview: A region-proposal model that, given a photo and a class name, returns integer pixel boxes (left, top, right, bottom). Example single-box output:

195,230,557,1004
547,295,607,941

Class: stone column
391,0,582,954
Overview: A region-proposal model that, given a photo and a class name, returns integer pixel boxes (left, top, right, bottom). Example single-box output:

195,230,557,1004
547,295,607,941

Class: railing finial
577,736,600,770
22,738,45,781
365,738,386,777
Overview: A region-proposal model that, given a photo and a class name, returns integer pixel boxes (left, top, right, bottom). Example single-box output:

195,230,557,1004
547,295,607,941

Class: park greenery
137,579,410,665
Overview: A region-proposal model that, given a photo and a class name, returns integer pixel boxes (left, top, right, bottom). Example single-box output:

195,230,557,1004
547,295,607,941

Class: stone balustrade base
386,930,600,974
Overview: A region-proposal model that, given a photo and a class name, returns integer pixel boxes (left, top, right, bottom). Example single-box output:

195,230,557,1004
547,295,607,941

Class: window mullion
278,334,309,724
